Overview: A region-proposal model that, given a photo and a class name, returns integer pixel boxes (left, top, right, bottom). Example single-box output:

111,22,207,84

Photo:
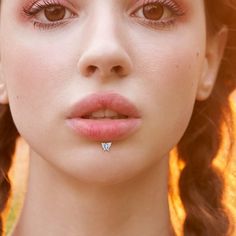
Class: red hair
175,0,236,235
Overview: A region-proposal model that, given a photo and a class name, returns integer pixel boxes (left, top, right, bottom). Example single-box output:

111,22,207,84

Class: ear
196,26,228,101
0,64,9,104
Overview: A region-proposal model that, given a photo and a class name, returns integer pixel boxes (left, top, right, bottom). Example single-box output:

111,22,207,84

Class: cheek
137,43,204,112
0,33,79,147
135,37,205,154
2,37,74,115
156,52,200,131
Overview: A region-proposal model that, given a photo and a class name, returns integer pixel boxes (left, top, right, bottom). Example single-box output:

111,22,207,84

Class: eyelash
22,0,185,31
132,0,185,30
23,0,77,30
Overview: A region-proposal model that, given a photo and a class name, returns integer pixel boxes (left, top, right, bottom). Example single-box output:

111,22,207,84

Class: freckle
196,52,200,57
175,64,179,69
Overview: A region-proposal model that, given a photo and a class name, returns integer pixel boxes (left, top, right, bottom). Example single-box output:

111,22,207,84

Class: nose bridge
87,2,123,52
77,4,133,79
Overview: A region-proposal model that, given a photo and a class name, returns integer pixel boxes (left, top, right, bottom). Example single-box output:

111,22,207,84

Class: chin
52,145,157,187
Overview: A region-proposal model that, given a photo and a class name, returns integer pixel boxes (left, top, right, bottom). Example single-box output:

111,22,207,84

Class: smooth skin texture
0,0,227,235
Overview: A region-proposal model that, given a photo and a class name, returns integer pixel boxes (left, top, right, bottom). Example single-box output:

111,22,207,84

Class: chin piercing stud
101,142,112,152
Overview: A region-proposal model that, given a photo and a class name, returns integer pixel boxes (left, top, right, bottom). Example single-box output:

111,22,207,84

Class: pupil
143,4,164,20
45,5,66,21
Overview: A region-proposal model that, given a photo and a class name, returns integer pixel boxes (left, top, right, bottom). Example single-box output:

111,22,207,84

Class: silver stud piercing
101,142,112,152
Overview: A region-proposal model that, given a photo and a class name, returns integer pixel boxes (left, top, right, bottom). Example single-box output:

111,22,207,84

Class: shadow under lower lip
66,118,142,141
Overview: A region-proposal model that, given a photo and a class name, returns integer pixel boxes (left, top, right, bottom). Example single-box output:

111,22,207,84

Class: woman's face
0,0,216,184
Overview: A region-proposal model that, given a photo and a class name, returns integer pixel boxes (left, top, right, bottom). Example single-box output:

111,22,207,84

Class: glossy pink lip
66,93,142,141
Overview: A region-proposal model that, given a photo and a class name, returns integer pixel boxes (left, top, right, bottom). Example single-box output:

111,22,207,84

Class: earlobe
0,65,9,105
0,83,8,104
196,26,228,101
196,59,211,101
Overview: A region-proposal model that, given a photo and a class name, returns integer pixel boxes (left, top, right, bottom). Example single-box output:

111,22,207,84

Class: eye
143,3,164,20
41,5,66,22
23,0,78,29
130,0,185,30
135,2,172,21
35,4,74,22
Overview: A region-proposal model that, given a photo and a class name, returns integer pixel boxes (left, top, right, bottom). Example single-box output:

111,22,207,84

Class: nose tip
77,46,133,79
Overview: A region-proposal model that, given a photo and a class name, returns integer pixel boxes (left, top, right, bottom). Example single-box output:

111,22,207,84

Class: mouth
66,92,142,141
81,109,129,120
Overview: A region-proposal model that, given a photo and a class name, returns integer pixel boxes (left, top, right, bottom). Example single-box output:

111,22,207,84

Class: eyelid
23,0,78,16
128,0,186,15
134,3,172,19
127,0,187,31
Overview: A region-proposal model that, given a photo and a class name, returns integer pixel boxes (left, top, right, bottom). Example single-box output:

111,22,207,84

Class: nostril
86,65,125,77
112,65,125,76
87,65,97,75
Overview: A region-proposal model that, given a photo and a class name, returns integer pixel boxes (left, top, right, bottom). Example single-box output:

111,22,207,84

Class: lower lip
66,118,141,141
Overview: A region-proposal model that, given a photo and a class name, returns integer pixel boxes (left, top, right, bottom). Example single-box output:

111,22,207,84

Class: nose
78,45,133,78
77,10,133,79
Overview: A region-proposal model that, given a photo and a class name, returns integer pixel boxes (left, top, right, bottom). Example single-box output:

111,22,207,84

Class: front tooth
105,109,118,117
90,110,105,118
89,109,122,119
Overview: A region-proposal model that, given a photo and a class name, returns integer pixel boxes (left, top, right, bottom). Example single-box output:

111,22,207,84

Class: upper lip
67,92,141,119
